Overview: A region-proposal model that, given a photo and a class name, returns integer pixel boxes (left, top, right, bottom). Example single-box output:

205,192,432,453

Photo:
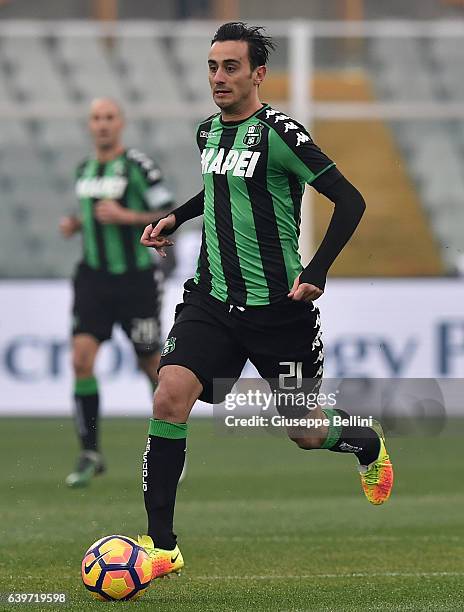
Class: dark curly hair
211,22,276,70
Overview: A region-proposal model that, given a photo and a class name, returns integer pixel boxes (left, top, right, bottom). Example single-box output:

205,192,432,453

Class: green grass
1,418,463,611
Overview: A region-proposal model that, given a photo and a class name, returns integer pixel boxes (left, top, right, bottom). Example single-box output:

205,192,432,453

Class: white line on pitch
206,535,463,543
192,571,464,580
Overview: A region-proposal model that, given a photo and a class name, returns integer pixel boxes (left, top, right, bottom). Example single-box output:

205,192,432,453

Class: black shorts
72,263,162,355
159,288,324,404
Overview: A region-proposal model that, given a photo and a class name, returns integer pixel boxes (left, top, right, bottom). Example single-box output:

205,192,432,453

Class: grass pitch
0,417,463,611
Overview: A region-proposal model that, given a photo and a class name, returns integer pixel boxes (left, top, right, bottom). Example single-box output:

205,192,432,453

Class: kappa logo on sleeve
265,108,313,146
266,109,290,123
284,122,299,133
296,132,311,147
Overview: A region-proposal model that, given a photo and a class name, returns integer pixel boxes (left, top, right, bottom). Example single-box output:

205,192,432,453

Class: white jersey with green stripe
192,104,336,306
75,148,173,274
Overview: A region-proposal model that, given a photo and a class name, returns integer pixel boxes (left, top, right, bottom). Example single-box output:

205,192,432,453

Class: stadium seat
172,34,212,103
36,119,88,151
56,37,127,103
1,37,72,108
0,119,30,150
114,37,180,109
370,39,437,101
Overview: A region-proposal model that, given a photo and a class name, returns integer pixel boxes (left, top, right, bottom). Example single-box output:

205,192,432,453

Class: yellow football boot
358,421,394,505
137,535,184,579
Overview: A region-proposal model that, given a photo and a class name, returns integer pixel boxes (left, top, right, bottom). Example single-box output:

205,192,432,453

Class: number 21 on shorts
278,361,303,390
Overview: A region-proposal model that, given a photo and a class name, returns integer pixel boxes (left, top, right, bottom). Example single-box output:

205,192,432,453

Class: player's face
88,100,124,150
208,40,264,113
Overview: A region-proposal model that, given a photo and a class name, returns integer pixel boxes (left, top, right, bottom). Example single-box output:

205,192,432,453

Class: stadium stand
369,38,436,98
151,118,202,203
57,36,127,103
114,37,180,109
1,36,72,109
0,27,462,277
309,72,444,276
368,37,464,270
172,34,212,103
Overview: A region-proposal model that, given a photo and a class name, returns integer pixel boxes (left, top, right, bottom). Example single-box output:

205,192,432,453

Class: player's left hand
94,200,133,224
288,274,323,302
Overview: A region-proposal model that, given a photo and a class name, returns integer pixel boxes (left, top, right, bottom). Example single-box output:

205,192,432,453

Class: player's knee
153,383,187,422
288,434,325,450
72,350,95,379
137,354,159,380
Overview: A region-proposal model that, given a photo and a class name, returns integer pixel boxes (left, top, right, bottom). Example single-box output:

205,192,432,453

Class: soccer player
60,98,175,487
138,23,394,577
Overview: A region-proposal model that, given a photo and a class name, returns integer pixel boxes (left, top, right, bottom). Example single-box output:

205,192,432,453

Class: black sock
74,377,99,452
323,408,380,466
142,419,187,550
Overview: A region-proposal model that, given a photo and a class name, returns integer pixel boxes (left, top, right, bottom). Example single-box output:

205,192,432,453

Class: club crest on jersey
243,124,263,147
112,160,125,175
161,336,176,356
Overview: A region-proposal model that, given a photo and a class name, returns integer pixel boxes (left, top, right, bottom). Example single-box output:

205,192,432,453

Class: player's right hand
140,214,175,257
288,274,323,302
59,215,81,238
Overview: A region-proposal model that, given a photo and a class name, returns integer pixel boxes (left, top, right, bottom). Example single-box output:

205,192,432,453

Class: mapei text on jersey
201,148,261,177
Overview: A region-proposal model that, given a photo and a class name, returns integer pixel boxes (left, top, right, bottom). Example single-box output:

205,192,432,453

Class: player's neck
95,144,125,163
220,99,263,123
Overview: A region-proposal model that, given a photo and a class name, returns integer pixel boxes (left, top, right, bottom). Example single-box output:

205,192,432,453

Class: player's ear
253,65,266,87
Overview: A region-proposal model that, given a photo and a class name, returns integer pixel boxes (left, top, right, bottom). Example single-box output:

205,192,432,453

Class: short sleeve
126,148,174,211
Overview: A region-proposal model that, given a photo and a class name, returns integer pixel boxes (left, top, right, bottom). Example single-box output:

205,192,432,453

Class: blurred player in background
60,98,174,487
139,23,394,577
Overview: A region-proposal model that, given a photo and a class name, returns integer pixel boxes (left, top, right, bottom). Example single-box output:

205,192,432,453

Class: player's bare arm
94,199,167,226
59,215,81,238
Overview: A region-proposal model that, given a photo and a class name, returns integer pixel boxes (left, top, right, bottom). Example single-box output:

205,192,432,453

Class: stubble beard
96,139,115,152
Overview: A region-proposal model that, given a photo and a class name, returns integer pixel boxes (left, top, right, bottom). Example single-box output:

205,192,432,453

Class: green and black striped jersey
192,104,338,306
75,148,173,274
